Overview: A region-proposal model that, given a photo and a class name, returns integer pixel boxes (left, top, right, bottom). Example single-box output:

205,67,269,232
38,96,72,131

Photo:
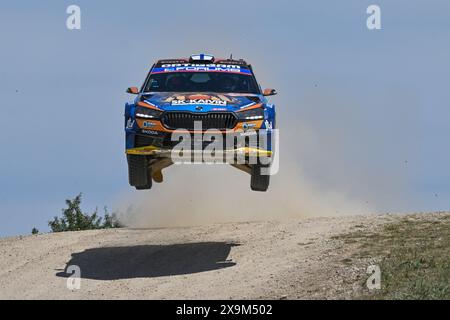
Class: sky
0,0,450,236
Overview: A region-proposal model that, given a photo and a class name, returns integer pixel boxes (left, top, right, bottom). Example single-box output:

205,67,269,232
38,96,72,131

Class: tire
127,155,152,190
250,164,270,192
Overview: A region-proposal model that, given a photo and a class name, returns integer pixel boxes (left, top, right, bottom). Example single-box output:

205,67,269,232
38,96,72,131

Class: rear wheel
250,164,270,192
127,155,152,190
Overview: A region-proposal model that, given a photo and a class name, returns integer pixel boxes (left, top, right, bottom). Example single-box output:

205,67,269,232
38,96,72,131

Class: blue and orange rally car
125,54,277,191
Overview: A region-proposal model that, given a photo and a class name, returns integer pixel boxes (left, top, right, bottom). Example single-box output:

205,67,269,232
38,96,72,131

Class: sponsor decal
242,122,257,131
158,59,188,64
172,99,226,106
264,120,273,131
152,64,251,75
164,94,233,104
141,129,159,135
161,63,241,68
169,94,228,106
126,118,135,129
240,130,258,136
143,121,155,128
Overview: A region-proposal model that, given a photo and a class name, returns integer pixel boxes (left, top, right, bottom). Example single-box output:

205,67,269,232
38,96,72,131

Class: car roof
154,56,250,69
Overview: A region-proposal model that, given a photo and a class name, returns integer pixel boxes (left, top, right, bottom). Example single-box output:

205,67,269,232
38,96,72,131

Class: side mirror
126,87,139,94
263,88,277,96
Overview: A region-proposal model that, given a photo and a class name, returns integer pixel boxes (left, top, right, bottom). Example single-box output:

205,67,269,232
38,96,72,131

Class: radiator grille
162,112,237,130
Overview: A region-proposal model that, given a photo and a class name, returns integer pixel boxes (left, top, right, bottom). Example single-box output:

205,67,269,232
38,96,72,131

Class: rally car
124,54,277,191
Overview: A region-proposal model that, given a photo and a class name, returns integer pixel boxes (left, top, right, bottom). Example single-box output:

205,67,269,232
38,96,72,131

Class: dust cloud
116,116,375,229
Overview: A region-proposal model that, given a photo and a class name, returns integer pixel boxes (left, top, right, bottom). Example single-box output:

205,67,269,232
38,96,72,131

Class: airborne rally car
124,54,277,191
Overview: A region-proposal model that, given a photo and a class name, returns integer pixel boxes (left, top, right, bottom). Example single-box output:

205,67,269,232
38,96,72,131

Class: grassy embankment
334,213,449,299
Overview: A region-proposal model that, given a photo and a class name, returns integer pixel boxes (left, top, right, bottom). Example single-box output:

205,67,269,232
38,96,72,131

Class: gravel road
0,214,407,299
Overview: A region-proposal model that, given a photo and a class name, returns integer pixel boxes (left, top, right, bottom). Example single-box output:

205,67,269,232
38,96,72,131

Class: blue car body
124,54,277,191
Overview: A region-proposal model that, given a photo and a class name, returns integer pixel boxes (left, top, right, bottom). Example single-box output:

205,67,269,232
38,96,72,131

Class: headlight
135,106,162,119
237,107,264,120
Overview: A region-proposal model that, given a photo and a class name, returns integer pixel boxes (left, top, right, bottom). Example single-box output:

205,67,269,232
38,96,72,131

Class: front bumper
126,145,273,157
125,114,275,161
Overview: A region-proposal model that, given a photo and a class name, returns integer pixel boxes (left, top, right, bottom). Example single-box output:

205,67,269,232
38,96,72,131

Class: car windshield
143,71,260,94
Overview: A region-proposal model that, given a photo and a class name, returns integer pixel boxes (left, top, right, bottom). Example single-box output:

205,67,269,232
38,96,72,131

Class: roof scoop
189,53,215,63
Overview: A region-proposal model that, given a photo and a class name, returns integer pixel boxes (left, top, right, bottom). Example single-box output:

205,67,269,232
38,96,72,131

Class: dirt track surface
0,214,406,299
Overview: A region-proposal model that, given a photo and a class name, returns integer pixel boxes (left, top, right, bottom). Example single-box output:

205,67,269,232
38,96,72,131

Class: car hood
139,92,262,112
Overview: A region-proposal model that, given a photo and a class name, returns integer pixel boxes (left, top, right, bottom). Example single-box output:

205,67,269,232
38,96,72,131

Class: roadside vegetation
31,193,121,234
334,213,450,299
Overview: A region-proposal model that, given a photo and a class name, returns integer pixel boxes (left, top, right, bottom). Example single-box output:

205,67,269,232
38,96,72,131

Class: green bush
48,193,121,232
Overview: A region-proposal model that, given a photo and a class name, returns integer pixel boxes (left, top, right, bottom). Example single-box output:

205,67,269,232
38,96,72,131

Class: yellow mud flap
126,146,161,155
235,147,273,157
126,146,272,157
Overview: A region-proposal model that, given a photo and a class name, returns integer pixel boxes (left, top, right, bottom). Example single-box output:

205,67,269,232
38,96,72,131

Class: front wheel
127,155,152,190
250,164,270,192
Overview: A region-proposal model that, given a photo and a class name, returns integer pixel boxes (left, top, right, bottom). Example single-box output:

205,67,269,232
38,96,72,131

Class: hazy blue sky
1,1,450,236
